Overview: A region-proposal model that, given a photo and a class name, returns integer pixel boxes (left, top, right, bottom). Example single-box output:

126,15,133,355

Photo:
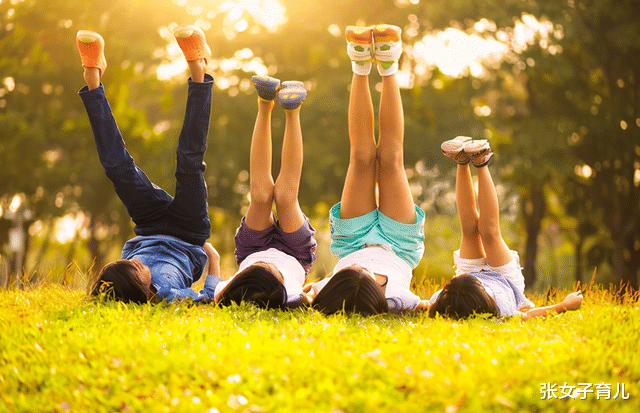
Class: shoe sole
347,26,374,63
76,30,106,73
174,26,210,61
252,75,281,101
346,26,373,43
373,25,402,43
441,137,472,154
463,140,489,156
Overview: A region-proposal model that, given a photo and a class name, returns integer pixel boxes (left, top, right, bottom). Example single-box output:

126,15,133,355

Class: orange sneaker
173,25,211,62
76,30,107,76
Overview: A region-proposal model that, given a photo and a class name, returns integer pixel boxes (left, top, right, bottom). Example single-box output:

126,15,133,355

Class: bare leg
245,99,276,231
340,73,377,219
187,59,206,83
83,68,100,91
274,107,306,232
476,166,512,266
456,164,485,259
377,74,415,224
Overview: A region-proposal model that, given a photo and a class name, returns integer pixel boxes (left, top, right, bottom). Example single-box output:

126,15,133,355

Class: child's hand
302,283,316,304
204,242,221,276
204,242,220,260
561,291,583,311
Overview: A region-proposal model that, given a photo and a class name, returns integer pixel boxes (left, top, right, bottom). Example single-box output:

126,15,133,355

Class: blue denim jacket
122,235,221,302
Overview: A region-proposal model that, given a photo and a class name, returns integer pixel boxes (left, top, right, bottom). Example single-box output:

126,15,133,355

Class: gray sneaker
463,139,493,167
278,81,307,110
441,136,473,164
252,75,281,101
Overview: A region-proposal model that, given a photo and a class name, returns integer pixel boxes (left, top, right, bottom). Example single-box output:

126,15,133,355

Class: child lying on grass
305,24,426,315
79,26,221,303
426,136,583,320
213,76,317,309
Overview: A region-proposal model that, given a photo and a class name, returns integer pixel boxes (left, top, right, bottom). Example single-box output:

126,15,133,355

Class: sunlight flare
407,14,556,81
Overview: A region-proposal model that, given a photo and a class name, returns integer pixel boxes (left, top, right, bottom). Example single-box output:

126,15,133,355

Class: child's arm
203,242,221,277
414,300,431,311
520,291,583,320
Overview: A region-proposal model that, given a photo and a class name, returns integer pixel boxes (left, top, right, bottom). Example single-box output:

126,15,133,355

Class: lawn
0,285,638,413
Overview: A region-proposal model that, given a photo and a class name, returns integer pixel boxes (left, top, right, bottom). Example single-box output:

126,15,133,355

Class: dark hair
311,268,388,316
90,260,153,304
217,265,287,309
428,274,500,319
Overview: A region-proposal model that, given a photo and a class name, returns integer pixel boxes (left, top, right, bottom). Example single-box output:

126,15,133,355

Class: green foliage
1,0,639,290
0,285,639,412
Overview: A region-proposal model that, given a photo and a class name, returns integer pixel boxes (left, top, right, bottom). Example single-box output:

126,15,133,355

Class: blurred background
0,0,638,294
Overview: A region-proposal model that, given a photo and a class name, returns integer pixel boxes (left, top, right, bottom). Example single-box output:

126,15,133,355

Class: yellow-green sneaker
346,26,374,75
373,24,402,76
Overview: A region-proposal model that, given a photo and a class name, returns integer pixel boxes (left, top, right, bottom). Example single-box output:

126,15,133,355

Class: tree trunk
28,217,54,280
574,235,584,284
522,183,545,288
12,221,30,289
611,225,640,292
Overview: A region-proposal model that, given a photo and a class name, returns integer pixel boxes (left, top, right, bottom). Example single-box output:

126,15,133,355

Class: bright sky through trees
0,0,566,246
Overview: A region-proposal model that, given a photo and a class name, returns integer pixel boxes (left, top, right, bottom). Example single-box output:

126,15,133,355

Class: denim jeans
79,75,214,246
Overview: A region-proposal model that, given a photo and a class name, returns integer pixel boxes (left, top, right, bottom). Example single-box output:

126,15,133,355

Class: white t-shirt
214,248,306,304
312,246,421,312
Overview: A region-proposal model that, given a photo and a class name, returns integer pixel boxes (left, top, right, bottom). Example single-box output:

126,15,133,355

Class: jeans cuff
188,74,215,87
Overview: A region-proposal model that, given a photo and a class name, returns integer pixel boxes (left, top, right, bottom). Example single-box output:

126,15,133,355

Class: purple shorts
234,215,317,274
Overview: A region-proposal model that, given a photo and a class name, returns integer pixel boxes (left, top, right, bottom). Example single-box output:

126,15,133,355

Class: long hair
90,260,153,304
311,268,388,316
217,265,287,309
428,274,499,319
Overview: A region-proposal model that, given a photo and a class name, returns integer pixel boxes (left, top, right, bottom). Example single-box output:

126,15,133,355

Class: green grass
1,285,639,413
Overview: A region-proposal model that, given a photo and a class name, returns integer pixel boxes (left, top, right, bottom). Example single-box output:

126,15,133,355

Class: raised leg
376,74,415,224
245,99,276,231
77,31,173,227
476,165,512,267
340,73,377,219
168,28,214,244
274,105,305,232
83,68,100,90
187,59,206,83
455,164,485,260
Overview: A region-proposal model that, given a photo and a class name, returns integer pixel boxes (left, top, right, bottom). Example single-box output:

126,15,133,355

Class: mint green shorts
329,203,425,268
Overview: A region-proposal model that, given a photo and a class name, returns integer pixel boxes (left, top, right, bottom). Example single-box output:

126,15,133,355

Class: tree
522,0,640,289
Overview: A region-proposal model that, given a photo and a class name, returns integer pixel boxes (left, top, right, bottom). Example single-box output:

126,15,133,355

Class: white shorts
453,249,525,294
